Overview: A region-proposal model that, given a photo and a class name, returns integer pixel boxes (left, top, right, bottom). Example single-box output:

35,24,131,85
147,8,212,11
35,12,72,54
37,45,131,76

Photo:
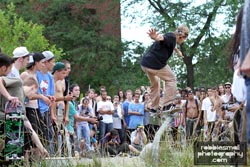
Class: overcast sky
120,0,152,47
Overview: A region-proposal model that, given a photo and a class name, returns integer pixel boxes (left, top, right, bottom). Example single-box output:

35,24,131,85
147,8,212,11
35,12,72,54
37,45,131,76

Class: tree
0,3,62,58
122,0,243,89
39,0,124,94
1,0,134,95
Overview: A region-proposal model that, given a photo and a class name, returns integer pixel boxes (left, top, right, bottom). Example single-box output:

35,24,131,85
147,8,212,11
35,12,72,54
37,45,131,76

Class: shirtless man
20,53,52,134
52,62,72,123
183,90,201,140
52,62,73,156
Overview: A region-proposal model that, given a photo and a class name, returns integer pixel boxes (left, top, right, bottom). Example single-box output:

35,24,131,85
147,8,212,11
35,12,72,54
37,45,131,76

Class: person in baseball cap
7,46,30,78
52,62,66,75
26,52,45,69
42,51,55,72
224,82,232,86
13,46,29,58
42,51,55,61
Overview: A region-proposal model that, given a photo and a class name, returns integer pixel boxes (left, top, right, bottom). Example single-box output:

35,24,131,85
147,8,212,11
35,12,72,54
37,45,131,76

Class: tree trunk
185,56,194,88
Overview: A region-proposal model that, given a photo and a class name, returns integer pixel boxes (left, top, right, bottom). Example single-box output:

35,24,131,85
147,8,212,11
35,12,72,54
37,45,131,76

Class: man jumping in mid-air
140,25,189,113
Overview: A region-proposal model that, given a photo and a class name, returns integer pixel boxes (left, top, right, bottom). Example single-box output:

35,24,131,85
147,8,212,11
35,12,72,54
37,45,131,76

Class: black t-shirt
140,32,176,70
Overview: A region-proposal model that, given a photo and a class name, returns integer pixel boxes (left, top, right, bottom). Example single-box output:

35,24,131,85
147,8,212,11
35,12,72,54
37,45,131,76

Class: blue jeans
99,122,113,151
245,77,250,145
186,118,197,140
77,124,91,151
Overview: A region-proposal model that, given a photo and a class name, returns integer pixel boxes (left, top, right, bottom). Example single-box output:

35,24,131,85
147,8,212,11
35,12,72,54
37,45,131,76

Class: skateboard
4,101,24,161
150,108,182,118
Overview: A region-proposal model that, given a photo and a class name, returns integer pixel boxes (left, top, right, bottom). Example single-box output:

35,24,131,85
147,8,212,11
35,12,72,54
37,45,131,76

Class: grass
140,131,250,167
2,141,250,167
36,156,144,167
1,119,250,167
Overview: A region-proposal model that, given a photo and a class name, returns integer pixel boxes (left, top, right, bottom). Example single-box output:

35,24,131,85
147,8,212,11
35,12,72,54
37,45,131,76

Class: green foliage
0,3,62,58
0,0,149,95
1,0,133,95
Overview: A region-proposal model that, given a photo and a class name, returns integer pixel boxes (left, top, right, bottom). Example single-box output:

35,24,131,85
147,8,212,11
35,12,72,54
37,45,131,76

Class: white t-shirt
221,94,231,103
113,104,123,129
7,66,20,78
97,100,114,124
202,97,217,122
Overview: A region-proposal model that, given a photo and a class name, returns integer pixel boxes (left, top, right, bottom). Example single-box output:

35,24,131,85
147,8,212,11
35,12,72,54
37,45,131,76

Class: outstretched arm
147,28,164,41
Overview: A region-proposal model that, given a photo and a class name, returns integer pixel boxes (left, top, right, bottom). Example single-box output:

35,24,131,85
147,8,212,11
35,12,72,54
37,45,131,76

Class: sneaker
149,108,157,113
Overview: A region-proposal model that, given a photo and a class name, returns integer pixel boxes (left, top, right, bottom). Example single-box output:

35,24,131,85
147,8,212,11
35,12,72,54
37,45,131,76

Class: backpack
185,99,203,125
185,99,199,111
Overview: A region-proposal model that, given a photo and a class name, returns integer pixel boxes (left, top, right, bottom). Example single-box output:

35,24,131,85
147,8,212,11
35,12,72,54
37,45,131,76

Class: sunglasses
225,87,231,89
107,98,111,100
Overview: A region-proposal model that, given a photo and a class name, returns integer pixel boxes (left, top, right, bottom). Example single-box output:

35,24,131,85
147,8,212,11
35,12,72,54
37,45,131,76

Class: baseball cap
224,82,232,86
33,52,45,62
42,51,55,61
136,124,144,129
52,62,65,74
13,46,29,58
26,53,45,69
187,90,194,94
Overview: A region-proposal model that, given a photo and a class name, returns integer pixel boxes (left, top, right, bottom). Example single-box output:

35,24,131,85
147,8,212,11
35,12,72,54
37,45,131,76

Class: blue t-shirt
36,71,55,113
122,100,131,126
128,102,144,129
66,101,78,133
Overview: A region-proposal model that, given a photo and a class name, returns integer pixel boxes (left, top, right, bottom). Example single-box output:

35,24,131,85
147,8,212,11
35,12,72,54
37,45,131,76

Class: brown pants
141,65,177,109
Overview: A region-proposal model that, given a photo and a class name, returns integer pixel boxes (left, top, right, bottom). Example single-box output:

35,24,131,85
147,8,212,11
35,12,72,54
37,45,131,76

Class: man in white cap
42,50,55,72
7,46,30,78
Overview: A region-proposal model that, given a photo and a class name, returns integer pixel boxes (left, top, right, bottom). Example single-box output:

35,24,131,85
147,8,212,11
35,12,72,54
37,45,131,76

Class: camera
221,103,233,110
89,116,103,125
98,116,103,121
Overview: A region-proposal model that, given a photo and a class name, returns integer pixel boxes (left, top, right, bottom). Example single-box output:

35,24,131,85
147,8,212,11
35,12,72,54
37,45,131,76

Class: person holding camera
128,125,147,155
221,82,239,121
76,97,97,155
103,129,129,156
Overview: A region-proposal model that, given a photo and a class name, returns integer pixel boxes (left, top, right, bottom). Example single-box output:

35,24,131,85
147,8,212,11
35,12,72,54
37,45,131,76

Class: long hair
228,7,243,70
69,83,79,93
